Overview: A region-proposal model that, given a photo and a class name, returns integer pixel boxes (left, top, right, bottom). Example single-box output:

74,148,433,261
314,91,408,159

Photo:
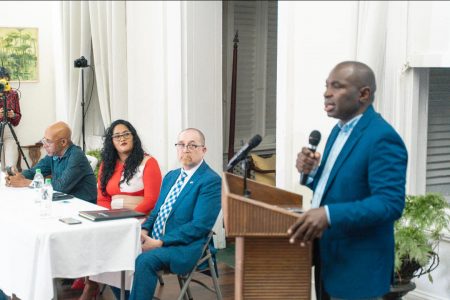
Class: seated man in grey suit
130,128,222,300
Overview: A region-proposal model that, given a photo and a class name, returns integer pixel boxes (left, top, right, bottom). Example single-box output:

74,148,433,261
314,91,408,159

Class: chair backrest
85,154,98,172
249,153,276,186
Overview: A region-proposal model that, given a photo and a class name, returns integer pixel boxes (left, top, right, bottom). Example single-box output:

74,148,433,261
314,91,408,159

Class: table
0,186,142,300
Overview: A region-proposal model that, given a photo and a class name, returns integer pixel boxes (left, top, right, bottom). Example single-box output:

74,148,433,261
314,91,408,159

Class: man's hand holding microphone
288,130,329,246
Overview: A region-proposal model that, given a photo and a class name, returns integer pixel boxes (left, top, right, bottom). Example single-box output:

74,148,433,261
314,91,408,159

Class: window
426,68,450,202
223,1,277,152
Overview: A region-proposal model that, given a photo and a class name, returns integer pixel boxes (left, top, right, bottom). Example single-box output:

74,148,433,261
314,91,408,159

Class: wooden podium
222,172,312,300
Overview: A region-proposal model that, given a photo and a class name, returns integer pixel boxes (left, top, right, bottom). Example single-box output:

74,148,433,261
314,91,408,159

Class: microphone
226,134,262,171
300,130,321,185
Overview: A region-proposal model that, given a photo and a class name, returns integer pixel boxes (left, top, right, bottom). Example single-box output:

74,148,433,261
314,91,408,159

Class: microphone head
248,134,262,148
309,130,321,146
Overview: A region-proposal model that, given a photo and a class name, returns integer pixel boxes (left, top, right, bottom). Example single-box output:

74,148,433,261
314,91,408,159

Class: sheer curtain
355,1,388,117
89,1,128,127
55,1,127,147
55,1,93,147
355,1,410,133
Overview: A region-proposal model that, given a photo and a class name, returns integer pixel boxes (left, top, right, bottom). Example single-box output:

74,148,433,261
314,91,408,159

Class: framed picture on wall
0,27,39,82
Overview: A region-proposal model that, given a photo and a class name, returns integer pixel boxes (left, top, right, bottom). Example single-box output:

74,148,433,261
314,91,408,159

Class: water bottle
32,169,45,203
40,178,53,218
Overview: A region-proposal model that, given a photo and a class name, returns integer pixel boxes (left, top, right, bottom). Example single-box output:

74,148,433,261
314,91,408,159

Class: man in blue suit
289,61,408,300
130,128,222,300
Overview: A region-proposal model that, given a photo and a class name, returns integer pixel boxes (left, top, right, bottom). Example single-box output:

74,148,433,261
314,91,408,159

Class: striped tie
151,171,188,240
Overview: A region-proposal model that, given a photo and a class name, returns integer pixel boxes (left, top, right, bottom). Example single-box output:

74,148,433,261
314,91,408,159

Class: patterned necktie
152,171,188,239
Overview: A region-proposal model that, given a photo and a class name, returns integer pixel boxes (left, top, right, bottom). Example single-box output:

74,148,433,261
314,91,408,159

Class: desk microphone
300,130,321,185
226,134,262,171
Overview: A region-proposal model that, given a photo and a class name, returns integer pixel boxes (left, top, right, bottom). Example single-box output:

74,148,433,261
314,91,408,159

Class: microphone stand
241,157,251,198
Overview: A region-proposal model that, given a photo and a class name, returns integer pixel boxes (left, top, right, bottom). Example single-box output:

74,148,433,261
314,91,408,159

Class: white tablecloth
0,186,142,300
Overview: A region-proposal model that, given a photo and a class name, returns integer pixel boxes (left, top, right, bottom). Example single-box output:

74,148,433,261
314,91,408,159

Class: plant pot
397,258,422,284
383,281,416,300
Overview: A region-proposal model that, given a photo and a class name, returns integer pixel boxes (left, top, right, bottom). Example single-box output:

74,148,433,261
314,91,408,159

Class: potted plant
385,193,450,299
86,149,102,178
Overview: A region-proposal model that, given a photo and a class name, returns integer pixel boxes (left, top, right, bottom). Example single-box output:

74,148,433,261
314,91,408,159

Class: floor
9,245,315,300
56,262,235,300
57,246,237,300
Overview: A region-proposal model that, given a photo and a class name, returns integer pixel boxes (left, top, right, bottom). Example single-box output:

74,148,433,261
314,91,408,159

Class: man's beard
181,155,193,166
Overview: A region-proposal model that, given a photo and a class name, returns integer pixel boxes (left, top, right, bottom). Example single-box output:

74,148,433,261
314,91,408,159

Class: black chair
155,231,223,300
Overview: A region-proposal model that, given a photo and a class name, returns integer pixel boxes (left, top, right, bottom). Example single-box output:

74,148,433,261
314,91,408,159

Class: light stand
74,56,89,152
81,68,86,152
0,90,30,171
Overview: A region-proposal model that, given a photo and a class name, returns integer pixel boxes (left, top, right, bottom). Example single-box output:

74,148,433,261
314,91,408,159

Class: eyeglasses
41,138,63,146
174,143,204,151
111,132,132,141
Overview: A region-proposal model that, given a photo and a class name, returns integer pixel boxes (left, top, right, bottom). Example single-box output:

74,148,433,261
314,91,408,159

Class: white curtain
56,1,128,147
89,1,128,127
56,1,93,146
126,1,184,175
355,1,411,134
355,1,388,117
276,1,357,198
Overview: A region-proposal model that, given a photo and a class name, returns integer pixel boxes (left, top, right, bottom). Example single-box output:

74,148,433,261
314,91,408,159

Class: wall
0,1,57,150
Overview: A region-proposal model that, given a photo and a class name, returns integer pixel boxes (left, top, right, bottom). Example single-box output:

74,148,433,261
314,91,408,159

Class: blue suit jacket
311,105,408,298
141,161,221,274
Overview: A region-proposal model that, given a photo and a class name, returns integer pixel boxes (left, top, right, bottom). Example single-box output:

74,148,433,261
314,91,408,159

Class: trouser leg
129,248,170,300
1,126,18,170
314,239,330,300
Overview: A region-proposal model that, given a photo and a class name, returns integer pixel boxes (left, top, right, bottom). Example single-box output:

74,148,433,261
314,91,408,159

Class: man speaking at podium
289,61,408,300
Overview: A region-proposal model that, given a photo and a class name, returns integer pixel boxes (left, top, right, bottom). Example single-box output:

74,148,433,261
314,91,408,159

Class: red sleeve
134,157,162,214
8,91,21,126
96,163,112,209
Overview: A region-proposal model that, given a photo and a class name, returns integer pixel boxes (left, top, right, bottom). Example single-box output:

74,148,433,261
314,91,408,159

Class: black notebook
78,208,146,221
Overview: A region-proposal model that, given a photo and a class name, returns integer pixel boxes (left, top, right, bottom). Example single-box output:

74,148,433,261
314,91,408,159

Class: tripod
0,92,30,171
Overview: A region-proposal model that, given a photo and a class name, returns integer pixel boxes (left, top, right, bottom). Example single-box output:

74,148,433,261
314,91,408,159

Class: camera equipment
0,79,11,93
0,81,30,171
73,56,89,152
74,56,89,68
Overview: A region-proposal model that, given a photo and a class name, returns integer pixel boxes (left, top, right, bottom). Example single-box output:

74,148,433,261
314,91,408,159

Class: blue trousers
129,248,171,300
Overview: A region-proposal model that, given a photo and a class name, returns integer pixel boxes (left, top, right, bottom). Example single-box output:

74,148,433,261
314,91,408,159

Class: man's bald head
42,121,73,156
46,121,72,141
333,61,377,102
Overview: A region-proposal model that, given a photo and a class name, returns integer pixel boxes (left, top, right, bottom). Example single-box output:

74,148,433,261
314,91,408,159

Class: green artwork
0,27,39,82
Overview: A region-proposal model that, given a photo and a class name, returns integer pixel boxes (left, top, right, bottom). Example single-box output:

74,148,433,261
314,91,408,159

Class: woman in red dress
80,119,162,300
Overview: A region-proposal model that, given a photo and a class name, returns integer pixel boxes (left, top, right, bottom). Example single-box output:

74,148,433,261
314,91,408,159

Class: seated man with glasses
6,121,97,203
129,128,221,300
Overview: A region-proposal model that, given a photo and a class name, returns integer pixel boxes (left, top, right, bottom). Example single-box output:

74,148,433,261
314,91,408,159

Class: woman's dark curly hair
100,119,145,196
